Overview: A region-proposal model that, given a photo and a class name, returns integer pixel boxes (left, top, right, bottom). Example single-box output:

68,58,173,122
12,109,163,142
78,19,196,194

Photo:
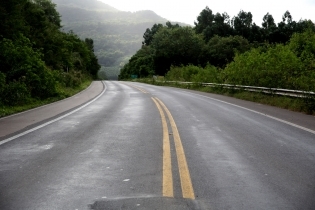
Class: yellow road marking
155,97,195,199
137,87,148,93
123,83,148,93
151,97,173,197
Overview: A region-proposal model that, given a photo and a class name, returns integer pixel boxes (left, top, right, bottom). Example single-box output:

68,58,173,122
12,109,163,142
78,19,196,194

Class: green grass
0,79,93,118
135,78,315,115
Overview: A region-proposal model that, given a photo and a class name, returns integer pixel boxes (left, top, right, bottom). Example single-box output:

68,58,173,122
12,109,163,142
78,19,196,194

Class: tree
166,21,180,29
194,7,214,34
0,0,28,39
288,30,315,92
85,38,94,52
262,13,276,31
205,35,251,68
84,38,100,78
194,7,233,42
151,27,204,75
119,46,155,79
262,13,276,41
269,11,296,43
294,19,315,34
142,23,163,46
232,10,253,39
289,29,315,70
0,34,56,103
223,45,303,89
0,0,101,106
213,12,233,36
249,23,264,43
32,0,61,28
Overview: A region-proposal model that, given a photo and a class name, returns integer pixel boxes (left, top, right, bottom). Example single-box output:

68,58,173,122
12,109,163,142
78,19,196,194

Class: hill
53,0,175,79
53,0,118,12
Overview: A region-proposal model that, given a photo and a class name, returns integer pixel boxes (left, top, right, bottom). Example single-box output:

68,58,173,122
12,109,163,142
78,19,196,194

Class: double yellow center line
123,83,195,199
123,83,148,93
152,97,195,199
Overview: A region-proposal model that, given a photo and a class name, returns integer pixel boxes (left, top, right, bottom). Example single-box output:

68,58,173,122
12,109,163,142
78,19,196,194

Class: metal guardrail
160,81,315,98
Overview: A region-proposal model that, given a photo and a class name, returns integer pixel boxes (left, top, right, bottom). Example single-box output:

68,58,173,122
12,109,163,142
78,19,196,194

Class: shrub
223,45,303,89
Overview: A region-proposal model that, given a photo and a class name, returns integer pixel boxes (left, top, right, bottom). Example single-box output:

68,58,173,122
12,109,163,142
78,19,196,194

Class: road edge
0,81,106,145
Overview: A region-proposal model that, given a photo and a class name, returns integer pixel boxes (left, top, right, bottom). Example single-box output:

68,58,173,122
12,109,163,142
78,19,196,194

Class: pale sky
99,0,315,26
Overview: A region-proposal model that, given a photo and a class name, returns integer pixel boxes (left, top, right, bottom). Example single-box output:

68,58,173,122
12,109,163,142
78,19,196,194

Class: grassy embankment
0,79,93,118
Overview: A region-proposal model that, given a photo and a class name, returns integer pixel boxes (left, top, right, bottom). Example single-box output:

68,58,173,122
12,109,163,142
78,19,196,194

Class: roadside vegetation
0,0,100,117
137,78,314,115
119,7,315,114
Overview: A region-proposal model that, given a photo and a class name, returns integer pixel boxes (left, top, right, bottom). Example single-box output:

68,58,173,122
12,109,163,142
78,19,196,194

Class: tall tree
0,0,28,39
262,13,276,30
119,46,155,79
85,38,95,52
203,35,251,68
232,10,253,39
142,23,163,46
32,0,61,28
151,27,204,75
194,7,214,34
261,13,277,42
195,7,233,42
249,23,264,43
295,20,315,34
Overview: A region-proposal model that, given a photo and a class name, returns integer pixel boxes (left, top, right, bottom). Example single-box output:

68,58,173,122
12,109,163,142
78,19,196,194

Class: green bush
223,44,304,89
205,35,251,68
63,71,84,87
165,65,200,81
0,72,5,93
165,64,220,83
191,64,221,83
0,34,57,103
288,30,315,92
1,82,30,106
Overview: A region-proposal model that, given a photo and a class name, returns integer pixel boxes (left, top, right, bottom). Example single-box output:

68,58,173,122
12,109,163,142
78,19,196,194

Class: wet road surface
1,81,315,210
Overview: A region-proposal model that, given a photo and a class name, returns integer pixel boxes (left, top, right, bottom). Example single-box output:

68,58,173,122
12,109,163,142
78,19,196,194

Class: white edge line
180,90,315,135
0,81,107,146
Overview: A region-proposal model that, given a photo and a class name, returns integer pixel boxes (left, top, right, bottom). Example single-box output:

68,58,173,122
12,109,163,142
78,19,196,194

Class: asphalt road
0,81,314,210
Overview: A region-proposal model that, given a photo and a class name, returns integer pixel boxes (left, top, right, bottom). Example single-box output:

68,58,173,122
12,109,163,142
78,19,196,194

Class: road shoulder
0,81,104,140
179,88,315,133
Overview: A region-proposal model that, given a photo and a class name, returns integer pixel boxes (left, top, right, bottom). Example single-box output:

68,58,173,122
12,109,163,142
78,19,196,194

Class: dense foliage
119,7,315,96
0,0,100,106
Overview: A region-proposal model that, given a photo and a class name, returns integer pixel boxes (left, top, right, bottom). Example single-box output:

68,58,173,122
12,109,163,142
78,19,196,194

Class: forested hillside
53,0,179,79
120,7,315,94
0,0,100,113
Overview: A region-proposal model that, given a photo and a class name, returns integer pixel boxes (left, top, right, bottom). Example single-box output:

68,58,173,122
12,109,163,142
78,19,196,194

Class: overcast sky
99,0,315,26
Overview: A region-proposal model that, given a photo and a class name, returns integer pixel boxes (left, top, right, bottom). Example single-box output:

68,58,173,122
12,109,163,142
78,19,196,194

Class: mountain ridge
52,0,186,79
53,0,118,12
57,5,168,23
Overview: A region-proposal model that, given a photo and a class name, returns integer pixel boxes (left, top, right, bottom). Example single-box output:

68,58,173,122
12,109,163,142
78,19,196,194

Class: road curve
0,81,314,210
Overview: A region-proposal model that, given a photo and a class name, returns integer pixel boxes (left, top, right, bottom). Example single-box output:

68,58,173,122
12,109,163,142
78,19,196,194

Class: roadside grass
0,79,93,118
135,78,315,115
